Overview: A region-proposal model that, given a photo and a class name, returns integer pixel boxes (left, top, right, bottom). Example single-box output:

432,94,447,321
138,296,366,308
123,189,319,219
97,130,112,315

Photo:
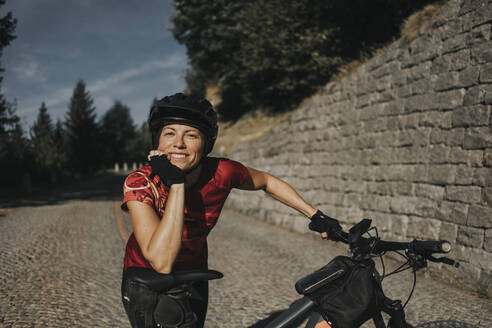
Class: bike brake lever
428,255,460,268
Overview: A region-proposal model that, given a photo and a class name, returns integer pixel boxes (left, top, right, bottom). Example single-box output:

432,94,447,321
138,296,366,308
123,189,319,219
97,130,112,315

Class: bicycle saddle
126,267,223,292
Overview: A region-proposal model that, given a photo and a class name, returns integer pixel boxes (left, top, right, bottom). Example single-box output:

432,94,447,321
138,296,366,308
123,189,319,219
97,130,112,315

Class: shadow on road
0,172,127,209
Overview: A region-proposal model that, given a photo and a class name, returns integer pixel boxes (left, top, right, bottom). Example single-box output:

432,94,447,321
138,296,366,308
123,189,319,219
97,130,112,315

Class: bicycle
125,218,479,328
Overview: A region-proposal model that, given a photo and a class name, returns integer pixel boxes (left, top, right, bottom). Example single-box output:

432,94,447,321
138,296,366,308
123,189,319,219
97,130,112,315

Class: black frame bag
295,256,382,328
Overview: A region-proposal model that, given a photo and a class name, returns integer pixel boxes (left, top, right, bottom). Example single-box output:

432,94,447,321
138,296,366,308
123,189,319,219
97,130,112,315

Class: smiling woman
119,93,339,328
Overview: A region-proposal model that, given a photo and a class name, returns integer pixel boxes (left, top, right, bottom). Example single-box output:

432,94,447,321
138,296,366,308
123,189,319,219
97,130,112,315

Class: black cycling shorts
121,270,208,328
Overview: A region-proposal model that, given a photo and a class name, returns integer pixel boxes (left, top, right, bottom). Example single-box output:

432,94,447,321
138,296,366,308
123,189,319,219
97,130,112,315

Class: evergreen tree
130,122,152,165
53,118,67,176
64,80,102,177
30,102,60,182
0,0,16,134
0,0,17,183
100,100,135,167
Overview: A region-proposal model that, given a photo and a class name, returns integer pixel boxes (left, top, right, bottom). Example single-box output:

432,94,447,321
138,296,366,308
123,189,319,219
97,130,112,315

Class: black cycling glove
309,210,342,240
150,155,186,186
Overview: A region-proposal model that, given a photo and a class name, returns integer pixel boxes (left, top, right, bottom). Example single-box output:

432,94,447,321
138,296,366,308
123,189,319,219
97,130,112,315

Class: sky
1,0,188,130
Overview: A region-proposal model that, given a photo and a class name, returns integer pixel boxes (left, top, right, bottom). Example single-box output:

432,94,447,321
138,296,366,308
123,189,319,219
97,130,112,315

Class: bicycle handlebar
331,225,458,267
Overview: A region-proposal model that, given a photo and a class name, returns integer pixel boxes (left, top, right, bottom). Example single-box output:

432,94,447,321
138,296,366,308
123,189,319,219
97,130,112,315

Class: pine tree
64,80,102,177
0,1,17,183
100,100,135,167
30,102,60,182
53,118,67,176
130,122,152,165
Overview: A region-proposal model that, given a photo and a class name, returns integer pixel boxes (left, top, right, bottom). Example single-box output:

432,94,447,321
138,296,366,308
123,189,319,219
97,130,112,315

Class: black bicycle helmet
148,93,218,155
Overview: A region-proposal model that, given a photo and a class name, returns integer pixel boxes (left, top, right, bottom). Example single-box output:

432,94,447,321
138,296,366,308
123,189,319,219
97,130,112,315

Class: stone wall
224,0,492,295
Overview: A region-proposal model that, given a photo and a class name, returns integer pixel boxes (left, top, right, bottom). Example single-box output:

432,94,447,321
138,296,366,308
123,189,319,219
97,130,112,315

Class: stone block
428,165,457,185
484,187,492,206
430,128,464,146
472,167,492,186
469,248,492,272
429,145,450,164
364,118,388,133
483,84,492,105
442,33,468,54
452,105,490,127
367,182,391,196
406,216,441,239
395,85,413,98
389,196,437,217
456,165,475,185
400,113,420,129
485,228,492,252
394,146,428,164
384,101,405,115
391,181,411,195
420,111,453,128
454,244,473,263
457,66,480,88
446,185,483,203
463,126,492,149
437,201,468,225
410,78,434,95
397,129,431,147
486,149,492,166
480,63,492,83
405,94,438,112
360,194,391,212
463,86,480,106
448,148,483,166
439,221,458,242
434,72,459,91
468,204,492,228
408,62,433,82
397,164,428,183
438,89,466,110
471,40,492,64
433,49,472,74
415,184,444,202
456,226,484,248
391,214,409,236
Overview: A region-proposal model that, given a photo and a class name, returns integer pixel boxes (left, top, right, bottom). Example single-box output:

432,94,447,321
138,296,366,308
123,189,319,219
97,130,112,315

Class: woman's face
157,123,205,171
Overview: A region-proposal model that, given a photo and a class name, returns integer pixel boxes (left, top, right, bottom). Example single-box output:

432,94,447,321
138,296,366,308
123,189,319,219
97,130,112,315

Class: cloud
37,53,186,111
12,56,47,83
88,55,186,95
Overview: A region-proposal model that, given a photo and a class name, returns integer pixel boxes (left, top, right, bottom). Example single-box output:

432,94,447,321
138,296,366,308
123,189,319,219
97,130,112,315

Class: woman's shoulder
207,156,243,173
124,165,153,190
205,157,249,188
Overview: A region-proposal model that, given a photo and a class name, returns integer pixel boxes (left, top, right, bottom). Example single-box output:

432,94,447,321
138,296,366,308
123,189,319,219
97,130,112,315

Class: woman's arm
238,167,317,218
127,183,185,273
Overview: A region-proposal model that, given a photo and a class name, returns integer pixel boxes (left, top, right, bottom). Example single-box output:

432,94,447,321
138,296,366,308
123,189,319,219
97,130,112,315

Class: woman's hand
147,149,166,161
148,152,186,186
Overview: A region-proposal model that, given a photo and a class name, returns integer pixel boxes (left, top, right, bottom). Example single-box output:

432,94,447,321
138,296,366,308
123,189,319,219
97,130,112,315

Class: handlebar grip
410,240,451,254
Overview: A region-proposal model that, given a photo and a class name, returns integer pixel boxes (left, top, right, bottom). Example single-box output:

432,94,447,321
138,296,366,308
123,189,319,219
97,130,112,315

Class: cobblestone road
0,178,491,327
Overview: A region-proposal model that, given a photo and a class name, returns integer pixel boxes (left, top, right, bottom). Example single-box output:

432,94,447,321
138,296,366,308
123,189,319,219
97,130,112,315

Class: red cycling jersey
121,157,250,272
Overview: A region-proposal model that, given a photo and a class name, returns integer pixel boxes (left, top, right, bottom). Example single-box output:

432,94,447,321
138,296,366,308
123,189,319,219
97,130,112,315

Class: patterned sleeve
226,159,251,189
121,171,155,213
